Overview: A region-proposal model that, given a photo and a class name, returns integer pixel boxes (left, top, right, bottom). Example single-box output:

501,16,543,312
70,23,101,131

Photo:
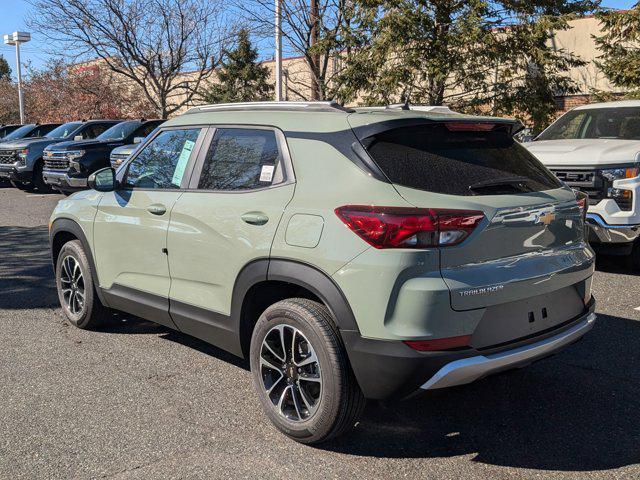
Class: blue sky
0,0,637,79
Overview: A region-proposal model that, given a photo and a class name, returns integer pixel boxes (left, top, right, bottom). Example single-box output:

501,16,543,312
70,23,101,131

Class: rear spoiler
351,117,525,141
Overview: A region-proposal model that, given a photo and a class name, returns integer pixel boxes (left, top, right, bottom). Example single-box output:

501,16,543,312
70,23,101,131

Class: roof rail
186,100,354,114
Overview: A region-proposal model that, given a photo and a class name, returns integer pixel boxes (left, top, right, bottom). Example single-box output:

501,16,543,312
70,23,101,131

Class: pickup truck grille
550,168,634,211
44,153,69,170
0,149,16,165
549,169,604,205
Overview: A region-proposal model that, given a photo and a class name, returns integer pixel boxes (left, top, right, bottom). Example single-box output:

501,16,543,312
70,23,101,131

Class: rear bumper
42,170,87,190
343,297,596,400
421,312,595,390
586,213,640,245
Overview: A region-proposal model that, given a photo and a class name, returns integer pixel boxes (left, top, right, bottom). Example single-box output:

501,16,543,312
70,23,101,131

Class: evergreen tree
594,5,640,98
201,29,273,103
331,1,597,132
0,55,11,81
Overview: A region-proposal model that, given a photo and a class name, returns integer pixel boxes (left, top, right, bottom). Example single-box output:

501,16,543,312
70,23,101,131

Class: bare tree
28,0,229,118
238,0,352,101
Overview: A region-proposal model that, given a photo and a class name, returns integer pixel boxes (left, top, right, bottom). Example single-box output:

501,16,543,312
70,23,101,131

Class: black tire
250,298,366,444
32,161,52,193
55,240,111,329
9,180,31,190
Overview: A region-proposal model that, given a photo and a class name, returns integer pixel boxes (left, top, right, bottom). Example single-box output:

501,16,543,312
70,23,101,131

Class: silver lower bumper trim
586,214,640,244
66,176,87,187
43,170,87,188
420,312,596,390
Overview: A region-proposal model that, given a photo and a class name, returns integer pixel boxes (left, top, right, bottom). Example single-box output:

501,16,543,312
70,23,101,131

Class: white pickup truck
524,100,640,267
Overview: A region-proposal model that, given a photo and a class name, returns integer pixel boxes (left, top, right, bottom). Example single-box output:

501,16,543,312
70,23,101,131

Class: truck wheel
250,298,366,444
33,161,52,193
55,240,111,329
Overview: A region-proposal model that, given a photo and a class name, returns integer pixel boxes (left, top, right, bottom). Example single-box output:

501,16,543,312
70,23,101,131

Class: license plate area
44,175,61,185
470,283,586,350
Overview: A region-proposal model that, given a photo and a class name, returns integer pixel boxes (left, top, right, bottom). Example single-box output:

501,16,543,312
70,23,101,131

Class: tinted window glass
3,125,36,141
46,122,82,139
98,121,141,141
0,125,20,138
125,128,201,189
132,121,163,141
538,107,640,141
198,128,280,191
365,123,561,196
81,123,114,139
31,124,59,137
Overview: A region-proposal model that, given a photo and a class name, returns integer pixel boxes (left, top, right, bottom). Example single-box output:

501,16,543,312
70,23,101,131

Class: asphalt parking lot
1,185,639,479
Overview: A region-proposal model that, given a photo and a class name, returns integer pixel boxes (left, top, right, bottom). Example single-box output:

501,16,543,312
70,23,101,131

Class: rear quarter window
364,123,562,196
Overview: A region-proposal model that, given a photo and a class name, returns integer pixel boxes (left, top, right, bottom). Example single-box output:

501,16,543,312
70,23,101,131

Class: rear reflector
335,206,484,249
574,190,588,221
444,122,496,132
403,335,472,351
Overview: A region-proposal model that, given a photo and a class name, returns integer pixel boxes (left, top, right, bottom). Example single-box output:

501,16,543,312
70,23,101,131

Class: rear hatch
351,117,594,316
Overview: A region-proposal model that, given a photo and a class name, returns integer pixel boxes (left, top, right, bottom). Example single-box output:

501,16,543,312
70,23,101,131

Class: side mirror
88,167,116,192
74,135,84,141
133,136,145,144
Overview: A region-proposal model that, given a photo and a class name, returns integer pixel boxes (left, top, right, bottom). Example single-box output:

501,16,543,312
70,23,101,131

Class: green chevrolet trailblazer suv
49,101,596,444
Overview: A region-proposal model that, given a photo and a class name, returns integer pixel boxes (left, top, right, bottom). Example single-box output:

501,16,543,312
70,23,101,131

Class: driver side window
124,128,201,189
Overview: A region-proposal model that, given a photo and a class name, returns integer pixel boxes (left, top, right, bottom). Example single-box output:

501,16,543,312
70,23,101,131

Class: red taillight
444,122,496,132
577,197,587,214
335,206,484,249
574,190,589,221
403,335,472,351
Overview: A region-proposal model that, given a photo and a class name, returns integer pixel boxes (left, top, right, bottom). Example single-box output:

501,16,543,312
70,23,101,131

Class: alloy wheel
59,255,85,315
259,324,322,422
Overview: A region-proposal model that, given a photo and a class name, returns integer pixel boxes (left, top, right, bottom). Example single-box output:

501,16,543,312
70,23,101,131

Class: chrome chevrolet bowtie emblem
535,211,556,226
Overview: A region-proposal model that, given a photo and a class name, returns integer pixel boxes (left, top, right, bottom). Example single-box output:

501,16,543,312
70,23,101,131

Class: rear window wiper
468,176,533,194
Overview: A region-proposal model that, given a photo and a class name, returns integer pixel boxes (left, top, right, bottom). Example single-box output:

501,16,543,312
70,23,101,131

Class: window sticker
172,139,195,186
259,164,275,183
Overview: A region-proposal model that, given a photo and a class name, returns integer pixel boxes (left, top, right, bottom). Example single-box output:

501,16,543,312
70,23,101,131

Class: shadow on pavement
2,222,638,471
325,312,640,472
596,254,637,275
0,225,58,309
97,317,249,369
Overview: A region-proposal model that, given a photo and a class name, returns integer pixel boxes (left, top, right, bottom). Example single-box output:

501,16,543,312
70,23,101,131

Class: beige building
550,15,628,112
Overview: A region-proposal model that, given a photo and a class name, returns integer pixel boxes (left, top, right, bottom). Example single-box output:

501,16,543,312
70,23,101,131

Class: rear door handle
147,203,167,215
241,212,269,226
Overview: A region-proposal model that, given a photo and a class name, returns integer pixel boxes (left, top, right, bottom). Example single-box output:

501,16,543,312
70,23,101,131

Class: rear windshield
363,123,562,196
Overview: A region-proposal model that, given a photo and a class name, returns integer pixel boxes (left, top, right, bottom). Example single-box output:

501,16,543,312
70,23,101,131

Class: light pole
3,31,31,124
275,0,282,101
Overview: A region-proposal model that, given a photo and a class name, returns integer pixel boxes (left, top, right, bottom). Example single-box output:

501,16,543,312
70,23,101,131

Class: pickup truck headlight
66,150,85,161
66,150,85,172
17,148,29,165
600,164,638,211
600,166,639,181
